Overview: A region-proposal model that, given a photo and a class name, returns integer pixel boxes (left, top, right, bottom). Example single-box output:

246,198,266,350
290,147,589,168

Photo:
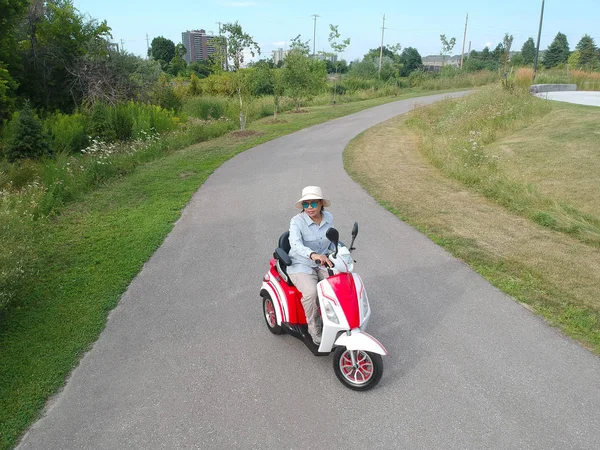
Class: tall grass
406,85,600,245
419,70,500,90
515,67,600,91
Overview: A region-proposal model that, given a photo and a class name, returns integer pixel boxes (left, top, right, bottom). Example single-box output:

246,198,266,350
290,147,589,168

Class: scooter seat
275,231,294,286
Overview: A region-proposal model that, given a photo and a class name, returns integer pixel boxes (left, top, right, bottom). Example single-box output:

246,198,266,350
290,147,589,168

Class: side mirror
326,227,340,247
351,222,358,238
326,227,340,259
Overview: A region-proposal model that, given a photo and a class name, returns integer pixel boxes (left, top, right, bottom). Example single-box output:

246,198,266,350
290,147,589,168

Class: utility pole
378,14,386,77
533,0,545,81
146,33,150,56
216,22,222,35
311,14,319,57
120,39,125,53
467,41,472,60
460,13,469,69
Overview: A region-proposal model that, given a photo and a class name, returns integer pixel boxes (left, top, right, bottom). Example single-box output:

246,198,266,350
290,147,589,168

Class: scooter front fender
334,329,387,355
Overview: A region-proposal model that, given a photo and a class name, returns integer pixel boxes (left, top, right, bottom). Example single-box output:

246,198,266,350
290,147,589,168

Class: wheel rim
339,350,374,386
264,298,277,328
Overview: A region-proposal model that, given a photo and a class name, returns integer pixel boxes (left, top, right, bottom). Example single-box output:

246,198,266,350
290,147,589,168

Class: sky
73,0,600,63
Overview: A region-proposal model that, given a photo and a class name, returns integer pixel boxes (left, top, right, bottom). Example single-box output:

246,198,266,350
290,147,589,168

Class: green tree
282,36,326,110
543,32,570,68
188,72,202,96
231,69,253,130
327,24,350,104
189,60,212,78
568,50,582,70
363,46,395,62
399,47,423,76
0,0,29,123
150,73,181,112
149,36,176,67
440,34,457,66
510,52,525,67
521,37,536,65
220,21,260,71
348,58,378,79
500,33,514,72
575,34,599,69
0,65,18,124
271,68,284,120
16,0,112,112
248,63,274,96
167,54,187,76
3,104,51,161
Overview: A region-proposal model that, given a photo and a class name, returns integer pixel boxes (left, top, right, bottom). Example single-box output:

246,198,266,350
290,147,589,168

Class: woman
287,186,334,345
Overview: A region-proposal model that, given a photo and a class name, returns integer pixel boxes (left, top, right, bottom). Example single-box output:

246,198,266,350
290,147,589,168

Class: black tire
263,295,283,334
333,347,383,391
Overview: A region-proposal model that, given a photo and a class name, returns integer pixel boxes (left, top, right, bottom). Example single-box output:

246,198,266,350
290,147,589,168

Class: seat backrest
278,231,291,254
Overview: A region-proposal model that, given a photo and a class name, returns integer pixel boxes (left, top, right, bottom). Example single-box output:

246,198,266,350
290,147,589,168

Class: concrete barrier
530,84,577,94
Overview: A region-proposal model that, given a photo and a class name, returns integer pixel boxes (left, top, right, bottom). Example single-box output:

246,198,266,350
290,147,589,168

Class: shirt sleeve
289,216,313,259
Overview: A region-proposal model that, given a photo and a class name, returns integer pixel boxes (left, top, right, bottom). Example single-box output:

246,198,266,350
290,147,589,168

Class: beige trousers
289,268,329,342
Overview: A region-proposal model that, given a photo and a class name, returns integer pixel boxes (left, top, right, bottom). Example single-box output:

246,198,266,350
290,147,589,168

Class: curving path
18,92,600,450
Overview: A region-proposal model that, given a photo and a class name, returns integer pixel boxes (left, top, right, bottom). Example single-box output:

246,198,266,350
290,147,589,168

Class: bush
182,96,230,120
45,112,89,154
150,74,182,113
113,104,134,141
407,70,426,87
89,102,116,142
2,106,52,162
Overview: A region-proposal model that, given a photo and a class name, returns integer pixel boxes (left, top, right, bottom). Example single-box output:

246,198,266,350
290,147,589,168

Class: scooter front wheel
263,294,283,334
333,347,383,391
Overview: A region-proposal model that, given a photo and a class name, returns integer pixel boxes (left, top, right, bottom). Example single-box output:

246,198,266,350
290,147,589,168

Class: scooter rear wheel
263,295,283,334
333,347,383,391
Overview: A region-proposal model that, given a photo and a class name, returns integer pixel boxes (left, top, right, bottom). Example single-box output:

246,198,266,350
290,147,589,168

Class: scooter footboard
334,329,387,355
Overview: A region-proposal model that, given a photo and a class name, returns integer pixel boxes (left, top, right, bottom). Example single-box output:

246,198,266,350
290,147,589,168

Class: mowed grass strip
344,88,600,354
0,90,459,450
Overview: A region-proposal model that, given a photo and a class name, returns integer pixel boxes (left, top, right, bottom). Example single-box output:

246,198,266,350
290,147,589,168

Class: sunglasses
302,201,320,209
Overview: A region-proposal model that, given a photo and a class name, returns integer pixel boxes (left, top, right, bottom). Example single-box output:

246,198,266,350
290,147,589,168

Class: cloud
484,42,492,48
272,41,287,47
222,1,257,6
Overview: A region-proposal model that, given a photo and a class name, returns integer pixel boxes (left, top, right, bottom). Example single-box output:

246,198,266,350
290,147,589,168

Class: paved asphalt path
535,90,600,107
19,92,600,450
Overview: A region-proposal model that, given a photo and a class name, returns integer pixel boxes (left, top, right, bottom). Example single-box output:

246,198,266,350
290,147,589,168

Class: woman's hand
311,253,333,267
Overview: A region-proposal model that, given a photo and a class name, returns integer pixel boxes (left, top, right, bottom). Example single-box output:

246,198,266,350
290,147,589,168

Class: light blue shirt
288,210,334,275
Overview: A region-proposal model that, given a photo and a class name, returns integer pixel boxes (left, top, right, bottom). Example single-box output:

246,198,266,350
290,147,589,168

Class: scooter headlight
361,290,369,317
323,301,339,324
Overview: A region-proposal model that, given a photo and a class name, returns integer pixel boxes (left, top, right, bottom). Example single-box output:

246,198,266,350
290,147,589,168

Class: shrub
89,102,116,142
45,112,89,154
2,106,52,162
407,70,426,87
182,96,230,120
150,74,182,113
112,104,134,141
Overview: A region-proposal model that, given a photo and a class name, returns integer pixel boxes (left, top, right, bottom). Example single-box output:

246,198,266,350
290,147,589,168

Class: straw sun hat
295,186,331,209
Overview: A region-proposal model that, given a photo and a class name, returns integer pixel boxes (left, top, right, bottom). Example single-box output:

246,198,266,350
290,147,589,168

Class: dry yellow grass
345,116,600,351
487,103,600,218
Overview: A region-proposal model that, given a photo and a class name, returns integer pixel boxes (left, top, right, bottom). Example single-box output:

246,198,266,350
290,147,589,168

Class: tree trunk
238,87,245,130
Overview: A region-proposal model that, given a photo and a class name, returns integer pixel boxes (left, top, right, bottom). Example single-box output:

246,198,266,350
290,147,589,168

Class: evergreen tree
4,104,51,161
521,38,536,65
575,34,599,68
543,32,570,68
